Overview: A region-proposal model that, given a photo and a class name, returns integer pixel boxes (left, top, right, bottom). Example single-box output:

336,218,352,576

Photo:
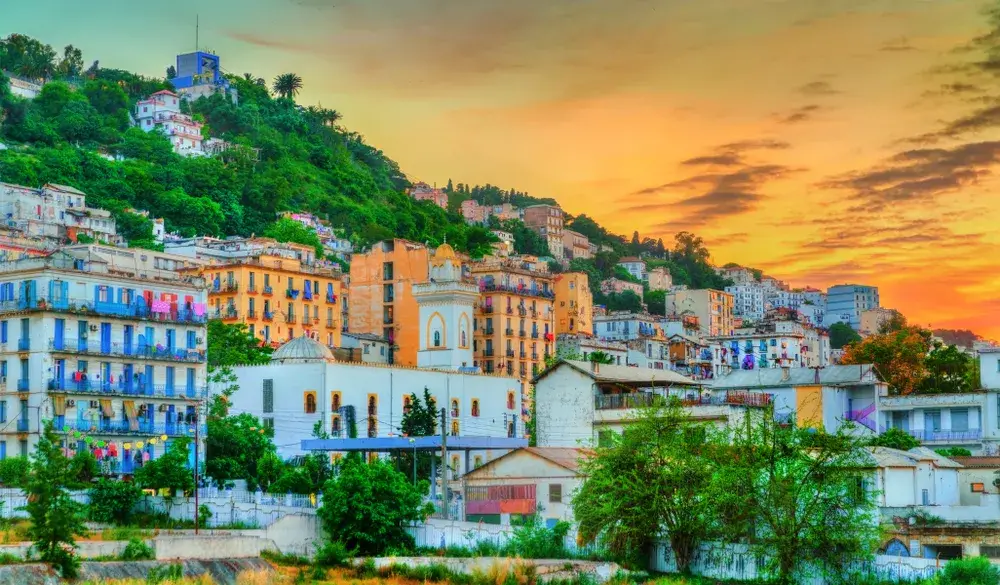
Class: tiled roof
533,359,704,386
949,456,1000,469
524,447,593,473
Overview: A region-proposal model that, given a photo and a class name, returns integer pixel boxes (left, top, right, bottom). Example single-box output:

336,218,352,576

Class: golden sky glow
5,0,1000,337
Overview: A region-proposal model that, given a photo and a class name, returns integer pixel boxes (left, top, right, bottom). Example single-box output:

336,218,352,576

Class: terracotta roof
524,447,593,473
950,457,1000,469
618,257,643,263
533,359,704,386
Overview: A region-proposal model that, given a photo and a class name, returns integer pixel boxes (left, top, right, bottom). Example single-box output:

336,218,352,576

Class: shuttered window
263,379,273,413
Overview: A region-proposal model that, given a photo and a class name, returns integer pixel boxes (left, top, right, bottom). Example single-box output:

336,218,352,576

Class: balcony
247,284,258,294
531,352,539,360
484,327,495,335
16,419,28,432
0,297,208,325
17,338,29,351
262,285,274,296
480,305,494,315
505,328,514,336
285,289,300,300
383,315,394,325
596,393,655,410
220,281,239,293
326,318,335,328
247,310,258,320
59,421,206,437
518,330,526,338
303,317,312,326
890,428,983,443
326,294,337,304
530,309,538,318
520,351,527,359
506,307,514,315
286,315,298,324
483,349,495,357
48,378,209,399
303,288,314,301
517,306,527,317
481,283,555,301
17,379,29,392
531,331,539,339
263,311,274,322
506,349,515,358
48,339,206,363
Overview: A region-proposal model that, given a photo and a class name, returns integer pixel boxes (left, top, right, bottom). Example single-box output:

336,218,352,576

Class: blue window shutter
48,280,53,299
61,281,68,298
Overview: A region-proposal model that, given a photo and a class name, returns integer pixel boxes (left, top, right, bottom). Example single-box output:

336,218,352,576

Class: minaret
412,244,480,370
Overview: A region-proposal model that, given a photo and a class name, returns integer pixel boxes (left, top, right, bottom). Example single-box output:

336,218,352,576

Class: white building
0,245,209,468
593,312,661,342
980,348,1000,390
767,290,805,311
796,302,825,327
716,266,756,286
616,258,646,281
533,360,703,447
879,390,1000,454
869,447,961,507
825,284,879,329
413,244,479,371
0,183,121,245
339,333,389,364
135,90,207,157
229,338,523,474
461,447,588,525
725,284,765,321
626,337,671,370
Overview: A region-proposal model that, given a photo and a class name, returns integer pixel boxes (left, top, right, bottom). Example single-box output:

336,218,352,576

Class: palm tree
587,351,615,365
272,73,303,100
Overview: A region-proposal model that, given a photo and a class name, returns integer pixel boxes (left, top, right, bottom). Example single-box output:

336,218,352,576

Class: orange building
554,272,593,337
471,256,556,381
348,239,430,366
177,239,345,348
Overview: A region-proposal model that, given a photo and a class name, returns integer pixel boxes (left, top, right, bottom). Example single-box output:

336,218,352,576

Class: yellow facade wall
554,272,593,337
795,385,823,428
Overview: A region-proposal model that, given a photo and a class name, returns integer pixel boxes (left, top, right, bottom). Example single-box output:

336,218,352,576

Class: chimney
591,360,599,375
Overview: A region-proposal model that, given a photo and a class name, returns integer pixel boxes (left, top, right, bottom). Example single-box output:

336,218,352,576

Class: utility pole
193,409,200,535
440,407,448,520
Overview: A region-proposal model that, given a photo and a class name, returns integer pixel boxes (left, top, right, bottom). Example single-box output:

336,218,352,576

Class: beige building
647,267,672,291
561,229,591,260
522,205,564,260
667,289,735,336
554,272,593,337
491,230,515,257
860,307,900,336
600,277,643,297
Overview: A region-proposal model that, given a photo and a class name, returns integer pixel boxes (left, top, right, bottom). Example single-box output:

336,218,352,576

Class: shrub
119,538,154,561
261,548,310,566
197,504,213,529
314,540,354,568
503,516,571,559
0,552,20,565
937,556,1000,585
0,457,29,487
88,479,143,524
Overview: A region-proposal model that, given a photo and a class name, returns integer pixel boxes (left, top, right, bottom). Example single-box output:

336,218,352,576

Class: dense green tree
134,437,194,495
88,479,144,524
0,456,30,487
842,325,932,395
829,322,862,350
55,45,83,78
318,458,433,555
603,290,643,313
868,427,920,451
25,422,88,577
264,217,325,258
395,389,438,482
644,289,667,316
921,343,977,393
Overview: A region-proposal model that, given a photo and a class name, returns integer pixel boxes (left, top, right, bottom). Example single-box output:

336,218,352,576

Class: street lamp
409,438,416,486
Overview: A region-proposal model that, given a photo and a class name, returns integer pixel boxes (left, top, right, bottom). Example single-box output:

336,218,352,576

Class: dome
431,243,458,268
270,336,334,363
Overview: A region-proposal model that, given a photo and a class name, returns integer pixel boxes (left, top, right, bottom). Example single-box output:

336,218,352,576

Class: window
403,394,412,414
451,399,459,418
433,331,441,347
450,420,459,436
972,482,986,493
549,483,563,503
263,418,274,430
331,392,342,411
952,408,969,432
471,399,480,417
262,381,274,413
331,415,342,436
474,456,483,469
304,391,317,414
507,392,515,410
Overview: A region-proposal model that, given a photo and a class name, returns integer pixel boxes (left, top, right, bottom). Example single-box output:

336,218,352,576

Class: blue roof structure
301,436,528,452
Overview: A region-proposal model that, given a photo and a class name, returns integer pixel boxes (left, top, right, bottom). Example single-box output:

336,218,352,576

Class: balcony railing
48,378,209,399
0,297,208,325
595,393,655,410
505,328,514,336
326,318,335,328
326,294,337,304
247,285,258,294
247,310,258,320
60,421,206,437
484,327,495,335
49,339,206,363
519,351,527,359
518,330,526,338
506,350,515,358
17,338,29,351
303,317,312,326
285,289,300,300
16,379,29,392
262,285,274,296
531,352,538,360
286,314,297,324
16,419,28,432
531,331,539,339
481,283,555,300
263,312,274,322
483,349,495,357
884,428,983,442
480,305,494,314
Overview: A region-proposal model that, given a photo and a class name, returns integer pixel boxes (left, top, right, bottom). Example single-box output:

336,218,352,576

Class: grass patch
99,526,154,542
262,548,312,567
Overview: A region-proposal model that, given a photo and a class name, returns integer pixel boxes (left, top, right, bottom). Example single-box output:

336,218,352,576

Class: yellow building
471,256,556,381
176,238,344,348
666,289,735,337
554,272,592,337
348,239,430,366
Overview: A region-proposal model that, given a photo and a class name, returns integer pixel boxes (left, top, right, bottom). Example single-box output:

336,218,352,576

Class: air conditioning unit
89,325,98,332
89,400,99,409
158,404,169,412
65,400,75,408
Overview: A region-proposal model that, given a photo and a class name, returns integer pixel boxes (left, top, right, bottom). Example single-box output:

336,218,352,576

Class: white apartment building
626,336,671,370
825,284,879,329
0,183,121,245
555,333,628,367
135,90,207,157
617,258,646,281
0,246,209,470
725,284,765,321
879,391,1000,454
767,290,805,311
716,266,755,285
229,337,523,475
593,312,662,342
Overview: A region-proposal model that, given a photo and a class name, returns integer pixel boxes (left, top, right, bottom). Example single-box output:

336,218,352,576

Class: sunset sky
5,0,1000,337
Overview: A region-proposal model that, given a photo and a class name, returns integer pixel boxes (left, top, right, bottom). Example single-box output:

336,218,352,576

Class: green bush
119,538,154,561
0,552,21,565
261,548,310,566
197,504,212,529
314,540,354,568
88,479,143,524
503,516,572,559
0,458,29,487
937,556,1000,585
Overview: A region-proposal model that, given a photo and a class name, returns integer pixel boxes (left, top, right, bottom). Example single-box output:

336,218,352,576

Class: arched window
451,399,459,418
450,454,460,472
450,420,459,436
461,330,467,347
331,391,341,411
507,421,515,438
403,395,412,414
331,415,341,436
471,399,480,417
368,395,377,416
506,392,515,410
474,456,483,469
367,418,376,438
304,392,317,414
433,331,441,347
